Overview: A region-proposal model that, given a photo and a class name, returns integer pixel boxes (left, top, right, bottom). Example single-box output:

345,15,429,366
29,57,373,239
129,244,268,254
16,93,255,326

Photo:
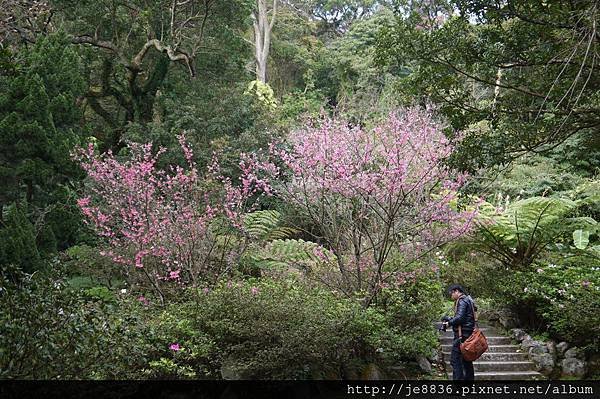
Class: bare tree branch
132,38,195,77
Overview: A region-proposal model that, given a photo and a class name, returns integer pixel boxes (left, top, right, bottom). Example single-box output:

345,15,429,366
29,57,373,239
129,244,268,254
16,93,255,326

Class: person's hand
441,315,451,322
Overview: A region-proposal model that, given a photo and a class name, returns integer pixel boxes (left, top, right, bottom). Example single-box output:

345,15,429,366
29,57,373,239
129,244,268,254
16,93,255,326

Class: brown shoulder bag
458,299,488,362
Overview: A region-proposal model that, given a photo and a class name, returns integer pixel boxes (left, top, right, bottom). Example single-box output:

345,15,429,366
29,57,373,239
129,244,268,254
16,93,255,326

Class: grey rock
484,310,501,323
547,341,556,356
342,364,361,380
521,335,536,349
561,358,587,378
428,350,440,363
556,342,570,357
220,358,244,380
529,342,549,355
511,328,527,341
416,355,432,373
564,347,582,359
495,308,520,329
531,353,555,376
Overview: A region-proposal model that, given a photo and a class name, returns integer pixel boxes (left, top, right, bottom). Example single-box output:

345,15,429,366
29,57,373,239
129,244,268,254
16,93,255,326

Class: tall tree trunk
252,0,277,83
90,55,171,153
132,55,170,124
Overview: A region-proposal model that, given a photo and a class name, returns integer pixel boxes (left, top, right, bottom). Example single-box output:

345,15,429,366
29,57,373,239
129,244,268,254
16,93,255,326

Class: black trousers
451,336,474,381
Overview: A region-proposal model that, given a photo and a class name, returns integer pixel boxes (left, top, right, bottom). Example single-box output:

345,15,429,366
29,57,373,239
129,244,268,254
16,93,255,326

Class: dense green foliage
0,265,151,378
0,34,84,206
1,265,441,379
0,205,43,273
0,34,87,268
377,0,600,171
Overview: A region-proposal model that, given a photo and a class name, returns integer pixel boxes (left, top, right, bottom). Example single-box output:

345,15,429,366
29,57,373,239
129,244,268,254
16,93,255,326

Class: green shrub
439,253,505,299
1,261,443,379
0,264,153,379
375,266,444,360
495,255,600,353
61,245,126,289
0,205,43,273
159,279,368,379
545,285,599,352
144,277,441,379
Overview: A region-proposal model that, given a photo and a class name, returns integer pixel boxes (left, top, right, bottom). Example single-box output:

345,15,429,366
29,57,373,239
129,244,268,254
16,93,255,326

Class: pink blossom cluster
73,134,271,296
270,107,477,303
209,151,277,229
377,264,438,290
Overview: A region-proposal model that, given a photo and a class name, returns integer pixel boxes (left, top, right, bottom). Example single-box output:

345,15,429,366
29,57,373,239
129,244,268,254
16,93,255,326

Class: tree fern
242,210,297,241
472,196,598,268
243,239,335,273
237,211,334,275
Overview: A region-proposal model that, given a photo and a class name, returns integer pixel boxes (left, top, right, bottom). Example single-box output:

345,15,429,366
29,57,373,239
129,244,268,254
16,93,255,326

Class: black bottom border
0,380,598,399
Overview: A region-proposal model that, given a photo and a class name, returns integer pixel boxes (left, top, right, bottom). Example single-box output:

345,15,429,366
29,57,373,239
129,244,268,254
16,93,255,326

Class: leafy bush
61,244,126,289
496,255,599,353
159,279,365,378
1,261,443,379
143,277,441,379
0,205,43,273
484,156,585,199
545,285,599,352
0,264,153,379
439,250,506,299
375,263,444,361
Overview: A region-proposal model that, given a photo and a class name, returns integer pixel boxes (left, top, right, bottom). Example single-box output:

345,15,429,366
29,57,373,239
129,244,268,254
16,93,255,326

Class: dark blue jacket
448,294,476,339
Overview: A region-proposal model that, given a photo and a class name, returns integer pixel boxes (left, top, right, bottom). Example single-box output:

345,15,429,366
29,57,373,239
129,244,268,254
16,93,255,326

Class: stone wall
483,307,598,378
509,328,591,378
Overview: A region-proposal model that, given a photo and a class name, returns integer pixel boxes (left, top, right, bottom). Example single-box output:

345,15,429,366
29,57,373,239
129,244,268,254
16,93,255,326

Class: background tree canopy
376,0,600,172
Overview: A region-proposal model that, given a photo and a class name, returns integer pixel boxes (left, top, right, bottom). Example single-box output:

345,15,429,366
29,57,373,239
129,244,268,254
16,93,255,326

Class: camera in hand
438,315,451,332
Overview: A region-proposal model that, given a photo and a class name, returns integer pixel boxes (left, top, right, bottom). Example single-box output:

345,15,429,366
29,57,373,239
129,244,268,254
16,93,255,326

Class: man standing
442,284,476,381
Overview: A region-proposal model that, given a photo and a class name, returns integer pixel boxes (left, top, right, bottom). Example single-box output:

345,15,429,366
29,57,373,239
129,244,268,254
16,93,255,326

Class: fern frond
267,226,299,241
242,210,298,241
243,210,282,240
245,239,335,272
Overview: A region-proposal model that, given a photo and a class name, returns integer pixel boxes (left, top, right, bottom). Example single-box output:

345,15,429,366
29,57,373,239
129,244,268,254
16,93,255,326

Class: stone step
437,319,545,380
438,329,501,337
441,344,521,353
445,371,545,381
439,327,498,335
443,351,529,361
433,322,492,330
440,336,513,345
445,361,536,372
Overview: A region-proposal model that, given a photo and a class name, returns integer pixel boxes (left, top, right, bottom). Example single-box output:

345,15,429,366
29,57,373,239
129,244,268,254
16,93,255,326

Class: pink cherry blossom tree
270,107,477,306
73,134,271,304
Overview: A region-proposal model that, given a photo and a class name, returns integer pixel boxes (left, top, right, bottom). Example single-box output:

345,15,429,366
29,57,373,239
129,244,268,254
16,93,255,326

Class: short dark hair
447,284,465,295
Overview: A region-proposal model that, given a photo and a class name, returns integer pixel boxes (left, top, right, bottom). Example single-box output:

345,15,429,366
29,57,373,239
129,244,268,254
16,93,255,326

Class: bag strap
454,297,462,339
455,295,478,339
469,297,478,325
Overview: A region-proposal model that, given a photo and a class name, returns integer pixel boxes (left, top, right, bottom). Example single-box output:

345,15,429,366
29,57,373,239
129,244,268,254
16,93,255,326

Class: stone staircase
436,321,545,380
